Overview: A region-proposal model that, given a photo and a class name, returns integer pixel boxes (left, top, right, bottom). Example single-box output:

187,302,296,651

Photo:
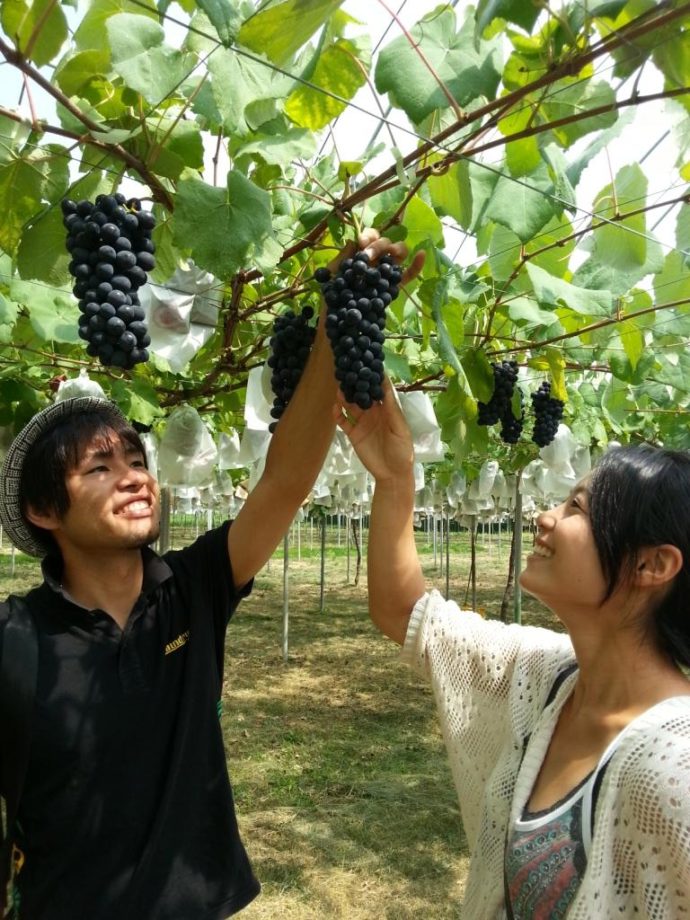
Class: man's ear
24,505,60,532
634,544,683,589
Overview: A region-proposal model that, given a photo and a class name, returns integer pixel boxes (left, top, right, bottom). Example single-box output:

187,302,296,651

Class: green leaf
476,0,540,33
526,262,612,317
617,318,645,371
545,347,567,402
382,349,412,383
286,38,368,130
565,109,635,187
484,165,555,242
110,377,164,425
375,7,502,124
0,148,68,256
541,80,618,147
55,49,111,97
196,0,243,46
74,0,158,52
208,47,293,136
653,352,690,396
10,281,79,343
399,195,444,251
235,128,317,169
461,348,494,402
507,296,562,331
1,0,68,65
173,171,282,279
506,136,541,177
677,205,690,270
16,206,71,286
107,13,197,105
0,114,31,164
239,0,344,66
427,159,472,228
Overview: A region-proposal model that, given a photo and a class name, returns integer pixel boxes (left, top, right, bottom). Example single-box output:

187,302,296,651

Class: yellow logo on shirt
165,629,190,655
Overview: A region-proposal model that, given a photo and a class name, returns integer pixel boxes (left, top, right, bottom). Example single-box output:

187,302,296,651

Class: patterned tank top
504,771,592,919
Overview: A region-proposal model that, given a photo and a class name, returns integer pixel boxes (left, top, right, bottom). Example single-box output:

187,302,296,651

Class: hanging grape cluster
500,390,524,444
531,381,564,447
62,194,155,369
477,361,519,426
267,305,316,433
316,251,402,409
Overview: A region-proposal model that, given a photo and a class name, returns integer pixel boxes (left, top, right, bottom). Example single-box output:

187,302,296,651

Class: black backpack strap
0,596,39,915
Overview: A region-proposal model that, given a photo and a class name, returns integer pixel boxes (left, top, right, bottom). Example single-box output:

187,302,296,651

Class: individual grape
531,381,564,447
317,251,403,410
62,192,157,369
477,361,519,427
267,305,316,433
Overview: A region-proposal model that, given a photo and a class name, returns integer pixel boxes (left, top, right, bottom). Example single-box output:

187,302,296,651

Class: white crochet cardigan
401,590,690,919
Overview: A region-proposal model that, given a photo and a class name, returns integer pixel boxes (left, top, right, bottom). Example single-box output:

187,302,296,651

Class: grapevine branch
0,36,174,210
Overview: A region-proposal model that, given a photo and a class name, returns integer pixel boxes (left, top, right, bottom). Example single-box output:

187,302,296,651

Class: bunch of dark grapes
316,251,402,410
500,391,524,444
477,361,519,426
61,193,155,369
267,306,316,433
531,381,564,447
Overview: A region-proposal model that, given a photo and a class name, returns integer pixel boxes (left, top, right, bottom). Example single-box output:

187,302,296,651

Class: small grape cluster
267,306,316,433
61,194,155,369
477,361,519,427
531,381,564,447
316,251,402,410
500,391,524,444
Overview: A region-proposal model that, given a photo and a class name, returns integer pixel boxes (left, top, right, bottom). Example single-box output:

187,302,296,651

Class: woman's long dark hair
588,445,690,668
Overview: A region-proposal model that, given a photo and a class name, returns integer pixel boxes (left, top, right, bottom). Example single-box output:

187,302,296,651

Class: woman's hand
334,377,415,483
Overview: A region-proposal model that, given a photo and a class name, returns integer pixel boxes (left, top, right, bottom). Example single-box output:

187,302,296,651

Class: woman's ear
634,544,683,588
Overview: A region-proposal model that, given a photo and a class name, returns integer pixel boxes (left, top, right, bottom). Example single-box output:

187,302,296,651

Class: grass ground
0,520,561,919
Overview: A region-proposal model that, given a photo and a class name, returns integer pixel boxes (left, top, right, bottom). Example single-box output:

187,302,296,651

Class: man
0,232,424,920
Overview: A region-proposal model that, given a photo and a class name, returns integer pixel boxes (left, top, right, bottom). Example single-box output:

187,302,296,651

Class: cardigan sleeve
401,590,574,849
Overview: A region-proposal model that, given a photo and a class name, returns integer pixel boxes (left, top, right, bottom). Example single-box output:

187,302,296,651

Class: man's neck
59,548,145,631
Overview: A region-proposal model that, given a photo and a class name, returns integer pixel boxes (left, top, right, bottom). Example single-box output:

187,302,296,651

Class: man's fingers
402,250,426,284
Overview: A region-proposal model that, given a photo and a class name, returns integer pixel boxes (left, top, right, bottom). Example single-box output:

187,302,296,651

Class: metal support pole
282,532,289,662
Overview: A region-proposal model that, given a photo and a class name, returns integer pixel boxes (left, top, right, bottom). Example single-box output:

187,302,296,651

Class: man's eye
88,465,108,473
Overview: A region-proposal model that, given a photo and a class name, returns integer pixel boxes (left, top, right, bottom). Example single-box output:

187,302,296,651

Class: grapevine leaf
239,0,344,66
541,80,618,147
0,114,31,164
653,251,690,309
427,160,472,228
208,47,293,136
0,150,67,256
565,110,635,186
54,49,110,96
475,0,540,33
0,293,20,328
1,0,68,66
400,195,444,251
507,297,562,332
10,281,79,343
235,129,317,169
617,318,645,371
526,263,612,317
677,205,690,270
545,347,567,402
382,349,413,383
195,0,243,45
110,377,164,425
74,0,158,52
16,206,71,286
653,352,690,396
506,136,541,178
107,13,197,105
375,7,502,124
285,38,368,131
484,165,555,242
173,171,281,279
460,348,494,403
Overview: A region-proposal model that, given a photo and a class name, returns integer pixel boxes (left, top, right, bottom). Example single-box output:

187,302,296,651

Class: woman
335,378,690,919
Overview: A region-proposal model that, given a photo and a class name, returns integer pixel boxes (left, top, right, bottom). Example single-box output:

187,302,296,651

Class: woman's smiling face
519,482,610,616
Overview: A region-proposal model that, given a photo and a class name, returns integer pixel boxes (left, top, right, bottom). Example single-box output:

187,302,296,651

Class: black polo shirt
0,523,260,920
